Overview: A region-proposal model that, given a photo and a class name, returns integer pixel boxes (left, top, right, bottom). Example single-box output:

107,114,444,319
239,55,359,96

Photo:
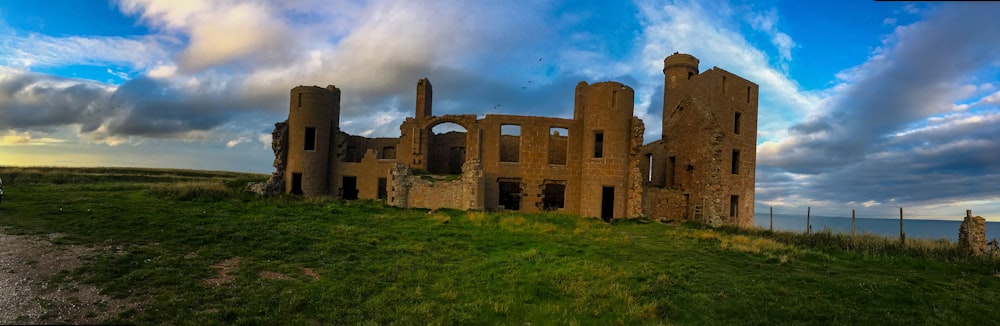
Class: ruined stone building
250,53,758,226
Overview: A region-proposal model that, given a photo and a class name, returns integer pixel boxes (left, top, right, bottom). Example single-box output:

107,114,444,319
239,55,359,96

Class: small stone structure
958,211,987,255
252,53,759,226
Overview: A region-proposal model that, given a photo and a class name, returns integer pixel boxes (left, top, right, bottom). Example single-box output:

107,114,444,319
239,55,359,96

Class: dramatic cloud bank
1,1,998,217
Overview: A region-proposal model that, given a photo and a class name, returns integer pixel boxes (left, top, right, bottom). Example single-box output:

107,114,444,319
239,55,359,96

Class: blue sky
1,0,999,220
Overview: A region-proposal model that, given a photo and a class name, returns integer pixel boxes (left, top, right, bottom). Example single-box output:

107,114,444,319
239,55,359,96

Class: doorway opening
291,173,303,195
342,176,358,200
601,186,615,222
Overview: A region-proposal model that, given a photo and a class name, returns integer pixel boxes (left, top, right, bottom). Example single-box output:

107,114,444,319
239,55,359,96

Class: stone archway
427,122,467,174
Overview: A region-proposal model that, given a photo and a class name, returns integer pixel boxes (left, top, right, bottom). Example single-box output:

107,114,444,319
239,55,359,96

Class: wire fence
756,207,998,243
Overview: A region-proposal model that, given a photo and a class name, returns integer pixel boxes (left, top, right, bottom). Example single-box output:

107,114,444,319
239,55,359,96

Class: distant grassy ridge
0,166,263,187
0,167,998,324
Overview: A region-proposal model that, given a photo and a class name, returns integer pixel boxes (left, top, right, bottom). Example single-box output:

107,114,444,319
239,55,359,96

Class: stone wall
959,213,987,255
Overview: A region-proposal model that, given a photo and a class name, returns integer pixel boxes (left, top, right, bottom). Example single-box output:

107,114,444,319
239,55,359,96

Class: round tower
286,85,340,196
578,81,635,220
662,52,699,138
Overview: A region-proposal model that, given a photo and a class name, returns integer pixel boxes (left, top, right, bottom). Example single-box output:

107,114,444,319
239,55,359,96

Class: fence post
806,207,811,235
769,206,773,232
899,207,905,244
851,209,856,241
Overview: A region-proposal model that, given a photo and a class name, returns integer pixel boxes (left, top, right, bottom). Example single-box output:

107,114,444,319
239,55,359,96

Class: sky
1,0,999,220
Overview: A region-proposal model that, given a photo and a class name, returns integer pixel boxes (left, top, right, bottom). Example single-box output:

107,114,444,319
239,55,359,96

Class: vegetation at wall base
0,166,998,324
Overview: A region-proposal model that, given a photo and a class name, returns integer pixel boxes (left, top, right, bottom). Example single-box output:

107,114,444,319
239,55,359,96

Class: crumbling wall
246,121,288,195
959,213,987,255
388,159,483,211
626,116,645,218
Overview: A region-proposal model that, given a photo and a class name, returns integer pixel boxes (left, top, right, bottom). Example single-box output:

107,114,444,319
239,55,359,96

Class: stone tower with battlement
640,52,758,227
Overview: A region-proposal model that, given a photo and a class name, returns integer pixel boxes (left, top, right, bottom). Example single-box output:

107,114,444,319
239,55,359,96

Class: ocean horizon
753,212,1000,243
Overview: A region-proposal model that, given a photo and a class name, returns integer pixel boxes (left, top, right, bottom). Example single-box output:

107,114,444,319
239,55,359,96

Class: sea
753,213,1000,243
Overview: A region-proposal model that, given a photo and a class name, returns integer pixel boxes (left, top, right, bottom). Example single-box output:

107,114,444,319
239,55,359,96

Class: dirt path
0,229,136,324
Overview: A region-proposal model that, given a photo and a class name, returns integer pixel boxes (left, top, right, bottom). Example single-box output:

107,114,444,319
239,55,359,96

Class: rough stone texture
246,121,288,195
269,52,757,226
959,215,987,255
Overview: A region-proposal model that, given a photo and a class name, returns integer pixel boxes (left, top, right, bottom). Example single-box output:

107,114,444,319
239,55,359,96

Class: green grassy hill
0,166,998,324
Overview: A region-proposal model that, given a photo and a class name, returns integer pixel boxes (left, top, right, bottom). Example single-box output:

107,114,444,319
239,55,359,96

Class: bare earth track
0,229,136,324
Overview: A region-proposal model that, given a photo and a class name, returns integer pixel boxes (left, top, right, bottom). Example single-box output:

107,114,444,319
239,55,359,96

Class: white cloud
226,136,248,148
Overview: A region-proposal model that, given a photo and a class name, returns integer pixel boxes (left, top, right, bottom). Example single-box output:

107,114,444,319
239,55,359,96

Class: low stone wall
642,187,688,222
389,160,483,211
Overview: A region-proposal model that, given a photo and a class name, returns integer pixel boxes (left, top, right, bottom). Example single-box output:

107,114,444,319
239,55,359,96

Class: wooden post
806,206,811,234
769,206,773,232
899,207,905,244
851,209,856,240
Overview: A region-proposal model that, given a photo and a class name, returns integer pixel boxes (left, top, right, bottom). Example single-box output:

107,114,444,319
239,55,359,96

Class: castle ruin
249,53,758,227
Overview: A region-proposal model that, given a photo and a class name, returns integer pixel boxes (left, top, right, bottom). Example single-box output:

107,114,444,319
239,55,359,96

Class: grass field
1,166,999,324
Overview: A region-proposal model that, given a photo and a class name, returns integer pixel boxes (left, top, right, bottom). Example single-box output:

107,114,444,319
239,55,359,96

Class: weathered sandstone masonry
249,53,758,226
959,210,987,255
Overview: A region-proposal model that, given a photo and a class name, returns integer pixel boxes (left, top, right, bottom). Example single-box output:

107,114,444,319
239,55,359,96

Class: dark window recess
297,92,302,107
731,150,740,175
687,71,694,80
380,146,396,159
498,179,521,210
734,112,742,134
594,132,604,158
378,177,388,200
730,195,739,217
542,182,566,210
668,156,676,186
342,176,358,200
722,76,728,94
746,86,752,103
448,147,465,174
304,127,316,151
611,90,617,108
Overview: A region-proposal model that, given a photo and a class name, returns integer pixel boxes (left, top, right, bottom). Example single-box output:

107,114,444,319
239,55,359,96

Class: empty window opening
722,76,728,94
594,132,604,158
500,125,521,163
378,177,388,200
746,86,752,103
611,90,617,108
687,71,694,80
730,195,739,218
542,181,566,211
731,150,740,175
342,176,358,200
645,153,653,182
291,173,303,195
304,127,316,151
498,179,522,210
297,92,302,108
380,146,396,160
345,146,362,163
601,186,615,222
548,127,569,165
734,112,742,135
429,122,467,174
